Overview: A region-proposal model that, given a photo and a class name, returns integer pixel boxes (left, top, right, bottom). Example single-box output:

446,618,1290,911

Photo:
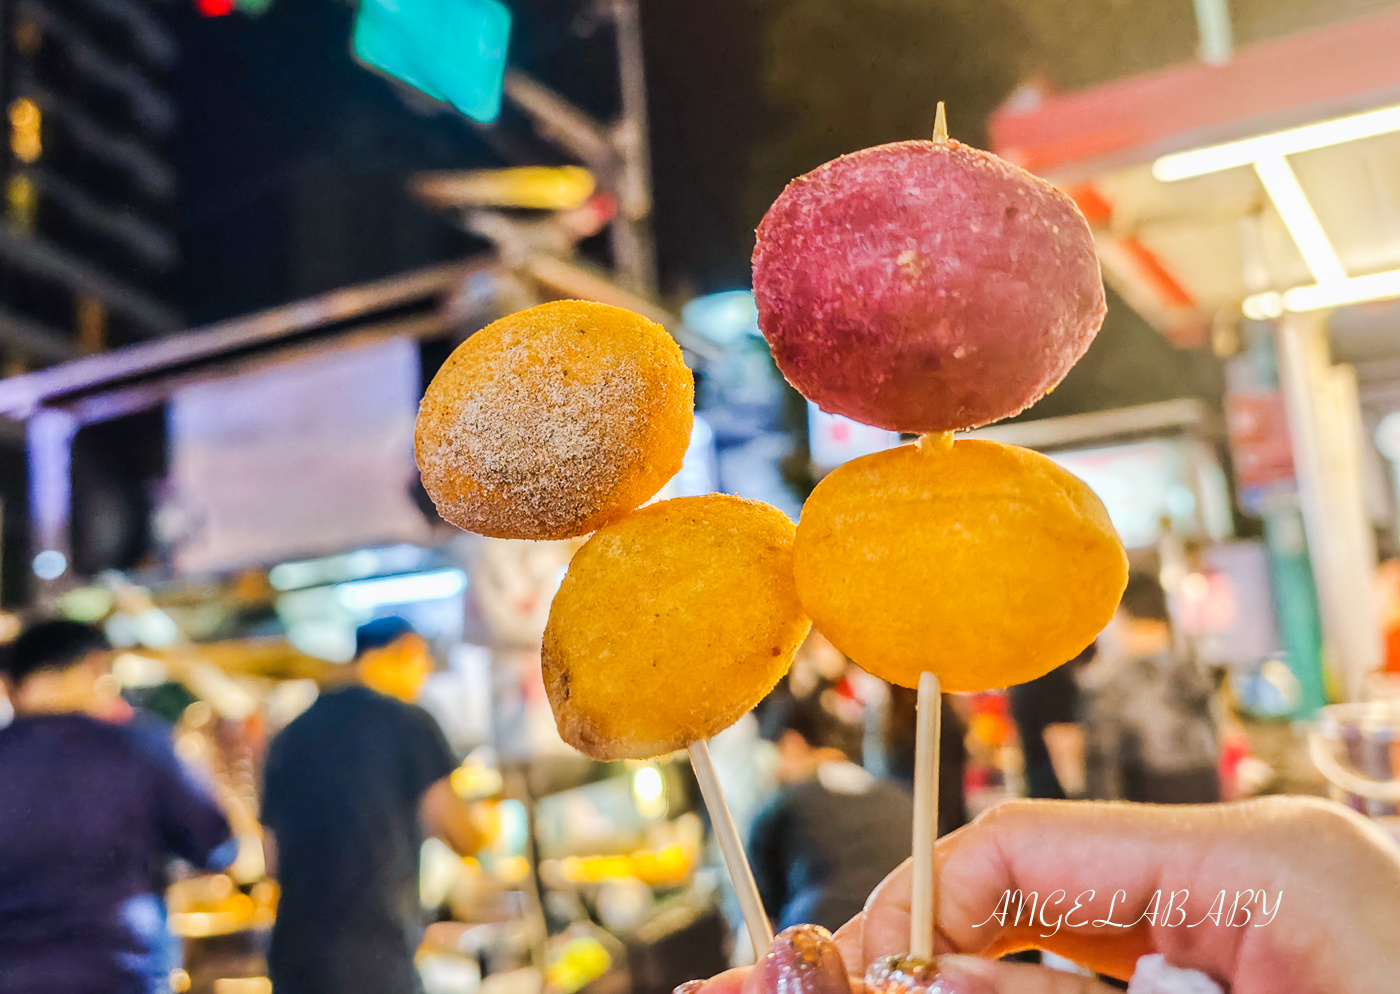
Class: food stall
989,5,1400,707
0,253,734,992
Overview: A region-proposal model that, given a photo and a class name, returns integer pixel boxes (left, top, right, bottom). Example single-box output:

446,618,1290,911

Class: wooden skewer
689,738,774,958
909,670,942,960
933,101,948,143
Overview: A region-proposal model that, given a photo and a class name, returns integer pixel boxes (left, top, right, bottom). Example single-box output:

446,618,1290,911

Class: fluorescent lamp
335,569,467,610
1251,156,1346,285
1242,267,1400,315
1284,268,1400,311
1154,103,1400,181
1242,292,1284,320
270,544,426,591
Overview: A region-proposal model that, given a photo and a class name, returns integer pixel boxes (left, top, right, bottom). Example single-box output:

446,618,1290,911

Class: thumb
744,925,853,994
925,955,1122,994
672,926,854,994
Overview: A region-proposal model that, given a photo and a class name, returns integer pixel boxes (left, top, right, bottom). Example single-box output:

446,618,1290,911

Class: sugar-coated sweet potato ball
543,494,811,760
793,436,1127,692
753,139,1106,434
415,300,693,541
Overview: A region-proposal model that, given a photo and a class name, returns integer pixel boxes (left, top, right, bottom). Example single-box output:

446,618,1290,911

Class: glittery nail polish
864,955,992,994
762,925,853,994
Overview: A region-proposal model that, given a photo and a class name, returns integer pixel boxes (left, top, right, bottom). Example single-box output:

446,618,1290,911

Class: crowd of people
1,567,1397,994
0,617,486,994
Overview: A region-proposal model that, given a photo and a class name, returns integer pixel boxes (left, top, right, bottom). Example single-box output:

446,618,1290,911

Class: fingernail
863,955,994,994
762,925,852,994
673,981,706,994
923,955,1000,994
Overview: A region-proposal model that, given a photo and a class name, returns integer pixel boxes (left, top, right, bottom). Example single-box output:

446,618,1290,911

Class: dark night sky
168,0,1395,409
171,0,773,317
172,0,493,322
2,0,1381,600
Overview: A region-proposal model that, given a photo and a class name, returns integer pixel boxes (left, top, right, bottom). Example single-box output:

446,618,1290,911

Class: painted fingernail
673,980,706,994
763,924,852,994
864,955,993,994
922,955,1001,994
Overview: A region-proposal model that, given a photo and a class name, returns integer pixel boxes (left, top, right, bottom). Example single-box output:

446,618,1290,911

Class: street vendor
261,616,485,994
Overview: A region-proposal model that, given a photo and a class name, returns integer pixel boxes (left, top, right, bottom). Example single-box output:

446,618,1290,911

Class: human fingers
834,897,1136,985
920,955,1124,994
678,925,855,994
833,912,866,976
675,968,747,994
860,797,1400,990
860,800,1253,975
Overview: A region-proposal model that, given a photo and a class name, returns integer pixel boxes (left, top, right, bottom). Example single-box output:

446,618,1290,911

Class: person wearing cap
260,617,483,994
0,619,235,994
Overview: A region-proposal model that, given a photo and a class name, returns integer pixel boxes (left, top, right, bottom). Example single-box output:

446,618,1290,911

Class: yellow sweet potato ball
542,494,811,760
415,300,694,541
793,437,1127,692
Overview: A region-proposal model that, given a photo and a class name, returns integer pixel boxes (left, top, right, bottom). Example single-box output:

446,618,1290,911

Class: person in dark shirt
882,685,968,837
1082,573,1220,805
0,620,234,994
261,617,482,994
1008,644,1095,800
747,688,914,933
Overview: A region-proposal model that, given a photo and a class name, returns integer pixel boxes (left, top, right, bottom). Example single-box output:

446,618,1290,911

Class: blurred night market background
5,0,1400,991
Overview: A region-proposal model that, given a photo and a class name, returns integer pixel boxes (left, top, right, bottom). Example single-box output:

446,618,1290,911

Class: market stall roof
0,254,703,426
989,6,1400,347
0,260,484,424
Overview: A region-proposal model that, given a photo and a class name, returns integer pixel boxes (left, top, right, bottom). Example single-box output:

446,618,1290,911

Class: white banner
168,339,430,575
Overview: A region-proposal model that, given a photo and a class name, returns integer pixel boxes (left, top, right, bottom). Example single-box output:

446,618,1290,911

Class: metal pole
610,0,658,296
1192,0,1234,65
1274,313,1383,700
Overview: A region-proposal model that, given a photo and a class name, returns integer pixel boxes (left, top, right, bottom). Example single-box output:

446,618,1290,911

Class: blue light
32,549,66,580
352,0,511,124
681,290,762,345
334,569,468,610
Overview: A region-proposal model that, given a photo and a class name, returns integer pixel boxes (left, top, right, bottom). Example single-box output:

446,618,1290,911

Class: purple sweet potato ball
752,139,1106,433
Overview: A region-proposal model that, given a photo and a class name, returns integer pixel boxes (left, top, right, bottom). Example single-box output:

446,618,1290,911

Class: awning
989,6,1400,347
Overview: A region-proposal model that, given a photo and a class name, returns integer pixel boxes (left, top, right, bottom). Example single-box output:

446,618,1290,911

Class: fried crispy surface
794,438,1127,692
543,494,811,760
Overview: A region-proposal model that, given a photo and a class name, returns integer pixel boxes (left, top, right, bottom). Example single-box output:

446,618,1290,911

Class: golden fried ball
415,300,694,540
543,494,811,760
793,436,1127,692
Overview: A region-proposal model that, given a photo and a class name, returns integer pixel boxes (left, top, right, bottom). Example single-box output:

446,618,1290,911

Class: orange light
9,99,41,163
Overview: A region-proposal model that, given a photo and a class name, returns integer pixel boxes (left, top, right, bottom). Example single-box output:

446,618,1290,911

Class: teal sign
352,0,511,123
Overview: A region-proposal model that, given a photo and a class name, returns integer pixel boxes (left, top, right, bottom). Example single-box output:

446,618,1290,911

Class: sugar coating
753,139,1106,433
416,300,693,540
437,342,640,532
